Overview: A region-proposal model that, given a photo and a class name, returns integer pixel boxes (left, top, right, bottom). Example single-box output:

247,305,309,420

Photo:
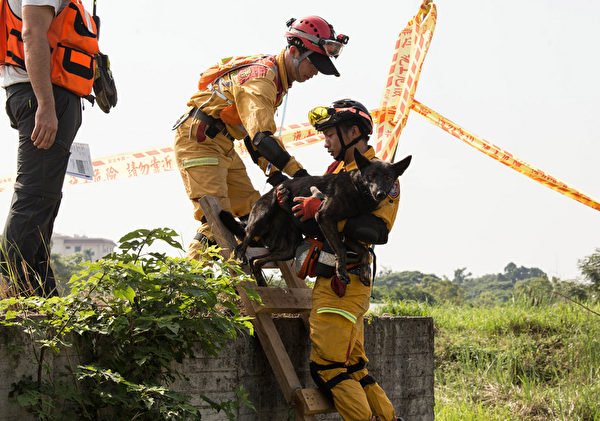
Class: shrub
0,228,256,420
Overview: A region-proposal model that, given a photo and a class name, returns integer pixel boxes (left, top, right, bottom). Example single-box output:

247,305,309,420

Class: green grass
375,299,600,420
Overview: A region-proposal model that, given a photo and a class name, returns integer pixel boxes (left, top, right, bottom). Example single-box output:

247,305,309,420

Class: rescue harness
310,359,377,401
197,54,283,127
172,54,284,143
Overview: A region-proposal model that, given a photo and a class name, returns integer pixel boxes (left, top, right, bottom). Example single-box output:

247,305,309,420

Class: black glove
267,170,289,187
293,168,310,178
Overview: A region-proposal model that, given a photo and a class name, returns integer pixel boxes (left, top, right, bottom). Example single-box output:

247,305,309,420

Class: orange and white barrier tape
68,146,176,187
371,1,599,211
0,145,177,192
0,110,392,193
3,0,597,213
411,99,600,211
374,0,436,162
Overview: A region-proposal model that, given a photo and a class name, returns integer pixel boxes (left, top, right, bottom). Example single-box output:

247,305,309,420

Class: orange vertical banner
374,0,437,162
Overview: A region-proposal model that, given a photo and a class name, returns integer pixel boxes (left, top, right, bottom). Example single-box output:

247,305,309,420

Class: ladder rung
294,388,336,415
245,247,279,268
253,287,312,313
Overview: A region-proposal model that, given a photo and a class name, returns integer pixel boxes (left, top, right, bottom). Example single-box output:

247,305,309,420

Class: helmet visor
308,52,340,76
308,106,332,128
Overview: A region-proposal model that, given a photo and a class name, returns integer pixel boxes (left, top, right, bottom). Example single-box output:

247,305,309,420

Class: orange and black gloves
292,193,322,221
275,185,292,213
276,185,322,221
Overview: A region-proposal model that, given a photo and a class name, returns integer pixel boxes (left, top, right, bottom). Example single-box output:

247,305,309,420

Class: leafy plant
0,227,256,420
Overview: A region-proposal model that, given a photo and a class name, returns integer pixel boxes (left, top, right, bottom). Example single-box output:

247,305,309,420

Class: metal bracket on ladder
198,196,335,420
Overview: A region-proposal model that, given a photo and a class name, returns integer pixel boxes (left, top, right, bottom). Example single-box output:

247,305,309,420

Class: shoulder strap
92,0,100,38
207,56,274,103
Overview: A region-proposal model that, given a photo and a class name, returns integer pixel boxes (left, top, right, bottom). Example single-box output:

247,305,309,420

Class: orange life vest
0,0,99,97
197,54,272,91
198,54,284,126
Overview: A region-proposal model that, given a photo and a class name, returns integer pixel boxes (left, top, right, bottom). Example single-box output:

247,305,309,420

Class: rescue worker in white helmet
282,99,405,421
173,16,348,259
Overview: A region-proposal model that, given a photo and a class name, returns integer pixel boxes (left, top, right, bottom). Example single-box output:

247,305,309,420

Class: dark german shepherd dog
234,149,412,286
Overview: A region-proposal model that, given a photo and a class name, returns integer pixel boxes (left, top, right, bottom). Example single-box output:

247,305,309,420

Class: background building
52,233,116,262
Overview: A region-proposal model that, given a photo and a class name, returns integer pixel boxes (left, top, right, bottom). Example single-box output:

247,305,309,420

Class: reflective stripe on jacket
0,0,99,96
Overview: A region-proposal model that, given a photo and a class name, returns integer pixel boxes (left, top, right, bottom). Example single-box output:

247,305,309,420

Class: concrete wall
0,316,434,420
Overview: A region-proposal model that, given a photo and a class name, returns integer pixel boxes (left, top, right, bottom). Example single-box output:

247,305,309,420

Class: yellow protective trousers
309,273,396,421
174,114,260,259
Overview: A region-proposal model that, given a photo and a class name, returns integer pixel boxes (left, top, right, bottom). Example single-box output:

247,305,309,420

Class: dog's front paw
234,244,248,265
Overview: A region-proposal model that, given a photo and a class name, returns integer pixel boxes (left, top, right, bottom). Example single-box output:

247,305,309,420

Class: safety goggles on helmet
322,34,348,57
286,27,347,58
308,106,333,127
308,106,373,133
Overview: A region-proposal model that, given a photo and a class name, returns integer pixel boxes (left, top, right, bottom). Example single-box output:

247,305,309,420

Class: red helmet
285,16,348,76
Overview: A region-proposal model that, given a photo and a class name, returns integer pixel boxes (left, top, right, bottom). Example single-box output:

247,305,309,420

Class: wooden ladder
199,196,336,420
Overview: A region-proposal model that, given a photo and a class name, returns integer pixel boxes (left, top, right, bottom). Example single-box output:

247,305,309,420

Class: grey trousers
1,82,82,297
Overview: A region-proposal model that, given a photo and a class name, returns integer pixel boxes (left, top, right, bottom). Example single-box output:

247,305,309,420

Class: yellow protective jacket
187,49,302,177
327,146,400,233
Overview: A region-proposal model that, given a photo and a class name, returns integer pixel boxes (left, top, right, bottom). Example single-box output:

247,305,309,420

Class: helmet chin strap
289,48,313,81
335,126,364,162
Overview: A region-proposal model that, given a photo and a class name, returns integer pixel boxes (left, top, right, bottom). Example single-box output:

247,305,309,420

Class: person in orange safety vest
0,0,99,297
288,99,406,421
172,16,349,260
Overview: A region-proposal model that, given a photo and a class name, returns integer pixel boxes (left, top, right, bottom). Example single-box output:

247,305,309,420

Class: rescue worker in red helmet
173,16,348,259
289,99,405,421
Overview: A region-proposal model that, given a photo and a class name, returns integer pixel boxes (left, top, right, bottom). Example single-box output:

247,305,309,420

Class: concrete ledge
0,316,434,420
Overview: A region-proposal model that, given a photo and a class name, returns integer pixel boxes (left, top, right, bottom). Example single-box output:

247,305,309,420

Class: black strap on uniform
191,107,235,141
310,362,349,403
310,361,346,371
324,372,352,390
359,375,376,388
370,247,377,285
346,359,366,374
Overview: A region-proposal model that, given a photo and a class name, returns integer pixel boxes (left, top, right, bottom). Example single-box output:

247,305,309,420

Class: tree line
372,248,600,305
51,247,600,305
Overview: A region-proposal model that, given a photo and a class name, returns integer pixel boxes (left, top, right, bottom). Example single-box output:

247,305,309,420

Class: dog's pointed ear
393,155,412,177
353,148,371,172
